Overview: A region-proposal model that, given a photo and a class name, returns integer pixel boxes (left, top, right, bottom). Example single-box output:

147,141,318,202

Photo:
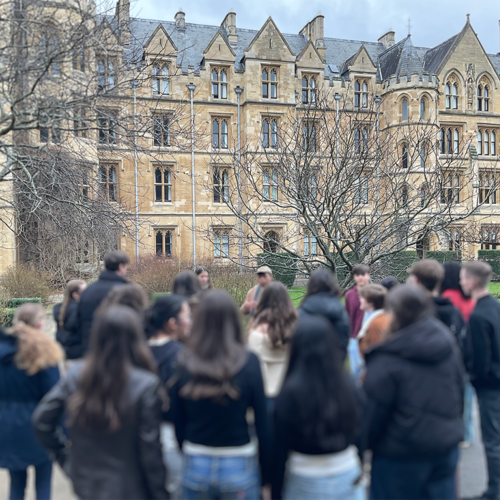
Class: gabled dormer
296,39,325,69
347,45,377,75
143,24,178,58
244,17,295,62
203,29,236,62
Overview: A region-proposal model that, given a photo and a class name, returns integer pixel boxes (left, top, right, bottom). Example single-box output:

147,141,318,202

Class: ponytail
59,280,85,329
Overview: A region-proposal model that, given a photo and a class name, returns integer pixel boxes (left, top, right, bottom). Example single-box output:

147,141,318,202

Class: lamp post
187,83,197,267
234,86,243,271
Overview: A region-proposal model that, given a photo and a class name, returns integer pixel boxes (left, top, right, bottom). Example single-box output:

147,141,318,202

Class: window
478,84,490,112
98,112,117,144
213,169,229,203
309,172,318,200
73,107,88,138
302,76,317,105
262,119,278,149
401,143,408,169
355,129,360,154
485,131,490,156
448,229,460,252
354,80,368,108
153,115,171,147
402,98,408,121
492,131,496,156
420,97,426,120
73,46,85,72
214,231,229,258
211,69,228,99
478,129,498,156
479,172,497,204
302,123,316,153
39,108,61,143
154,167,172,202
420,185,427,208
354,173,368,204
40,34,61,76
264,231,279,253
271,120,278,148
156,230,173,256
304,232,317,256
80,170,90,201
440,173,460,204
401,185,409,206
302,76,309,104
362,128,369,153
262,119,269,148
440,129,445,154
481,225,500,249
98,164,117,202
453,129,459,154
420,143,426,168
478,130,483,155
446,128,452,154
362,81,368,107
263,169,278,201
212,119,228,149
416,235,430,257
262,68,277,99
153,64,169,95
97,59,115,92
452,83,458,109
354,80,361,108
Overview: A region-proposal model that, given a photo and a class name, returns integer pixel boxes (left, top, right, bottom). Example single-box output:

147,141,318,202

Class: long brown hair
179,290,247,400
68,305,157,433
59,280,85,329
302,268,342,303
98,284,149,313
249,281,298,348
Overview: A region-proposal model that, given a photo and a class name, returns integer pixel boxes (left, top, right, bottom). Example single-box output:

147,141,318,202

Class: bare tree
205,87,498,286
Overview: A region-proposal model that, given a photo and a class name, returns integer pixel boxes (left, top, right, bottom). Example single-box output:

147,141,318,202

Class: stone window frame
98,163,118,202
478,128,497,156
445,76,460,110
211,67,229,100
354,79,369,108
262,67,279,99
301,74,318,105
153,165,173,203
152,62,170,95
478,170,498,205
155,228,175,257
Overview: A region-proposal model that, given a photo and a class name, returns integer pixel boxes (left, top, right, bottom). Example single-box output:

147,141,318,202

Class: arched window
271,120,278,148
446,128,452,154
354,80,361,107
478,130,483,155
484,86,490,111
420,97,426,120
492,131,496,156
402,98,408,121
220,70,228,99
445,84,451,109
221,120,228,149
211,69,219,98
262,69,269,98
264,231,280,253
454,129,459,154
477,85,483,111
270,70,278,99
154,167,172,202
440,128,445,154
212,120,219,148
402,143,408,169
362,81,368,107
485,131,490,156
302,76,308,104
262,119,269,148
156,231,173,256
310,77,317,104
452,83,458,109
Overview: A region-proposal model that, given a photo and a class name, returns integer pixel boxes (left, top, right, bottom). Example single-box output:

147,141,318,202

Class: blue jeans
463,380,475,444
477,389,500,499
283,465,364,500
370,448,458,500
9,461,52,500
182,454,259,500
348,338,364,380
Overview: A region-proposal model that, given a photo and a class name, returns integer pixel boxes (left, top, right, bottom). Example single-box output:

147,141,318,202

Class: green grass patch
289,287,306,307
489,283,500,295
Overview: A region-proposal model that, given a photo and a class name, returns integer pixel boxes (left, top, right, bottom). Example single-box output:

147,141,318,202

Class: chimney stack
222,10,237,45
115,0,130,45
378,30,395,49
175,9,186,30
299,14,325,60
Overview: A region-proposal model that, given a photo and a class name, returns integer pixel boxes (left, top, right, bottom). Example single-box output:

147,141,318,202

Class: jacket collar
98,270,128,284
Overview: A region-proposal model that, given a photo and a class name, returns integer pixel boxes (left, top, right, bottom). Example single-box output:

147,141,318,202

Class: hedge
1,298,42,328
425,251,461,263
7,298,42,308
478,250,500,276
257,253,299,288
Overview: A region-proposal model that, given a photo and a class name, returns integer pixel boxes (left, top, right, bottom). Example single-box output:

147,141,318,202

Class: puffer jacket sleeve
137,379,168,499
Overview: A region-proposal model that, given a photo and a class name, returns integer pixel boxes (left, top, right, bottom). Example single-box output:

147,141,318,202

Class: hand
261,484,271,500
248,300,258,310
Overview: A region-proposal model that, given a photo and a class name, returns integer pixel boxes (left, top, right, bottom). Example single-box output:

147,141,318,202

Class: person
195,266,213,290
170,290,271,500
460,261,500,500
32,305,168,500
441,261,476,322
172,270,201,298
363,285,464,500
357,284,387,362
99,283,149,314
345,264,371,376
358,313,391,360
241,266,273,317
247,281,298,401
74,250,130,357
146,294,192,499
441,261,476,448
380,275,399,291
53,279,86,360
272,315,364,500
0,303,62,500
407,259,466,347
299,268,350,360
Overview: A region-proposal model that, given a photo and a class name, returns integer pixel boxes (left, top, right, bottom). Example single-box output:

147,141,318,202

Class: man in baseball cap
240,266,273,317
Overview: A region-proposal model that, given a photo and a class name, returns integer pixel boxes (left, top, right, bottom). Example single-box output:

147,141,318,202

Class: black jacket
32,362,168,500
299,293,350,359
74,271,128,357
53,301,81,360
467,295,500,392
432,296,466,354
363,317,464,458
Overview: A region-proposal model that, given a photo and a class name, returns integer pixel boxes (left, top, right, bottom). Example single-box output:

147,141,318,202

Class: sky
129,0,500,54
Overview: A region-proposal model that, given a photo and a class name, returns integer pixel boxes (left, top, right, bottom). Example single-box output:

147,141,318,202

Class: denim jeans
9,461,52,500
182,454,259,500
463,380,475,444
161,423,183,500
370,448,458,500
348,338,364,380
283,465,364,500
477,389,500,499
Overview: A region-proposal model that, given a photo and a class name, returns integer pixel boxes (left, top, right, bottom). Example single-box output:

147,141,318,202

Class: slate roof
104,15,500,81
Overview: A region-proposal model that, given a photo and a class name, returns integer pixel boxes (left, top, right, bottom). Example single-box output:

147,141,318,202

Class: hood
300,293,345,322
99,270,129,283
150,340,183,367
0,330,18,363
433,296,453,308
368,317,454,365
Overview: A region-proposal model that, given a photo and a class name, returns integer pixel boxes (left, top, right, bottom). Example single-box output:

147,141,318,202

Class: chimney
115,0,130,44
378,30,395,49
299,14,325,60
222,10,237,45
175,9,186,30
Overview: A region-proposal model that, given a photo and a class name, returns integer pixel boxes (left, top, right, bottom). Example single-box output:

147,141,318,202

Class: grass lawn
289,287,306,307
489,282,500,295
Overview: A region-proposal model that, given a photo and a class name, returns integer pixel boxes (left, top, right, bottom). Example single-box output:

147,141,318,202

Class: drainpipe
133,79,139,262
234,86,244,272
375,95,382,252
187,83,197,267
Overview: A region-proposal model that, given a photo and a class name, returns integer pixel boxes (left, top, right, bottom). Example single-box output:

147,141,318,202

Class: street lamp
187,83,197,267
234,86,244,271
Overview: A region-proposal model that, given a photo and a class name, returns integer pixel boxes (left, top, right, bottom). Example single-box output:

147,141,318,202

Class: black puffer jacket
363,317,464,458
299,293,350,359
32,362,168,500
53,301,81,359
432,296,466,354
73,271,128,357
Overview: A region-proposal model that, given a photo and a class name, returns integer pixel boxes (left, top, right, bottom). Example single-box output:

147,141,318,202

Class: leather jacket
32,362,168,500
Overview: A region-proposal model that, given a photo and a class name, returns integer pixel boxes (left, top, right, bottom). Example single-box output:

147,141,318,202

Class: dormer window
302,76,317,105
211,68,228,99
262,68,278,99
153,63,169,95
354,80,368,108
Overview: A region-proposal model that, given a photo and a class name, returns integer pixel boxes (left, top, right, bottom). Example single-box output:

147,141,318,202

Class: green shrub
7,298,42,308
478,250,500,277
0,308,16,328
426,251,461,263
0,265,51,303
257,253,298,288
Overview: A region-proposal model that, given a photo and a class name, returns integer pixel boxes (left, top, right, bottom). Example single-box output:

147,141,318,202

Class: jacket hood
300,293,345,322
433,296,453,307
99,270,129,283
0,330,18,363
368,317,454,365
150,340,183,367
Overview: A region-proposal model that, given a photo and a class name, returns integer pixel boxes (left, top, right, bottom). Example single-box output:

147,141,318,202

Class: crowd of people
0,250,499,500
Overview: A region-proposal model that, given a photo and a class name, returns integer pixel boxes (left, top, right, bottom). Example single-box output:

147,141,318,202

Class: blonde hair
59,280,85,329
13,303,46,328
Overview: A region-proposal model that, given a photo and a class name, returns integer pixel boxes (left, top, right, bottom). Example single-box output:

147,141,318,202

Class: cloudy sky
130,0,500,54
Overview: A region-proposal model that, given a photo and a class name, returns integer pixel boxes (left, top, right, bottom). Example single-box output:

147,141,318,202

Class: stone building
2,1,500,272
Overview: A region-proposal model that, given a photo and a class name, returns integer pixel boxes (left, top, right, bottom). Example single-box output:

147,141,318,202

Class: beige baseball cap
257,265,273,275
